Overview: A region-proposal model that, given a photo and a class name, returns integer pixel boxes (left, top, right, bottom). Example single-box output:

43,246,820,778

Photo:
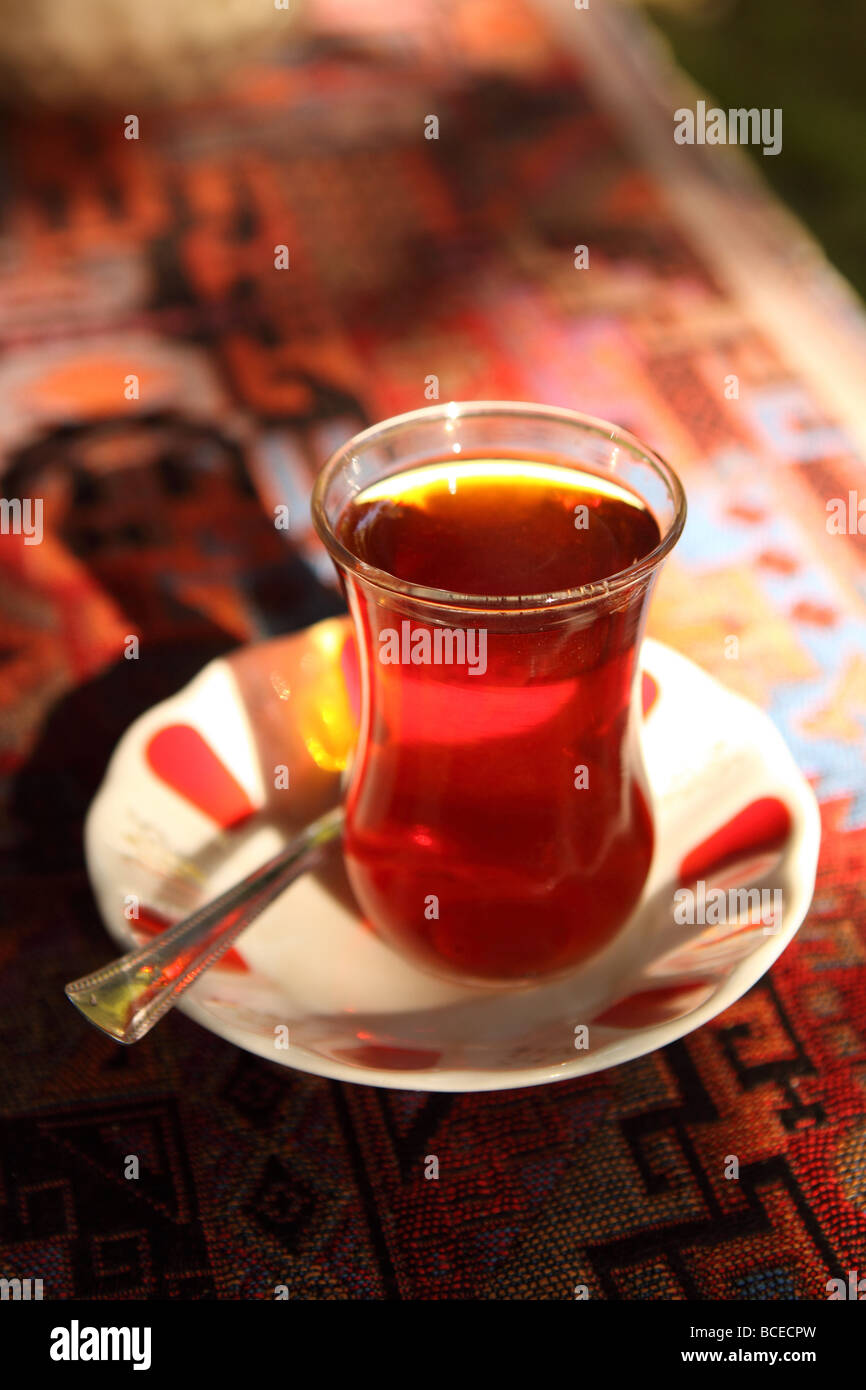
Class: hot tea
335,457,662,983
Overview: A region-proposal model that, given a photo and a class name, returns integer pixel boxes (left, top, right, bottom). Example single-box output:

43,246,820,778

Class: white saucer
84,618,820,1091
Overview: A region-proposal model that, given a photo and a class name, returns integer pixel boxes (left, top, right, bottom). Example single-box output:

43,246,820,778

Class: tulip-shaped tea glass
312,403,685,985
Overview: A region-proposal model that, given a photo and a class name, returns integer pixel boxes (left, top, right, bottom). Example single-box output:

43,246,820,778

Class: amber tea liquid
336,458,661,983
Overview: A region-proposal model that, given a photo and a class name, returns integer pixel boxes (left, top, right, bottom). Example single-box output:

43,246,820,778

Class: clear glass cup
312,402,686,985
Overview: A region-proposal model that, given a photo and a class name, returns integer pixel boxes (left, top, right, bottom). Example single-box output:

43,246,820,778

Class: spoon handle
66,806,344,1044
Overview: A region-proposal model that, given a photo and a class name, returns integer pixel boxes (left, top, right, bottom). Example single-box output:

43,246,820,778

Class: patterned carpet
1,0,865,1298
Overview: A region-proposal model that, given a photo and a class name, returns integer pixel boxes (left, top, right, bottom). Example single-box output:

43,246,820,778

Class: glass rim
311,400,687,613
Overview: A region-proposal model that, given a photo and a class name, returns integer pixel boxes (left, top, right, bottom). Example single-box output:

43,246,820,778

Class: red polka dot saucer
84,618,820,1091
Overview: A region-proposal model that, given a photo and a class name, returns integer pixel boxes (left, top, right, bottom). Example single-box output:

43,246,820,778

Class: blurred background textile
1,0,865,1299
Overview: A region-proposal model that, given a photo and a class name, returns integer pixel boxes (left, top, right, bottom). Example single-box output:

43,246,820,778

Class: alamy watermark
0,497,43,544
827,1271,866,1299
674,102,782,157
378,621,487,675
826,492,866,534
50,1320,151,1370
1,1276,43,1300
675,881,782,933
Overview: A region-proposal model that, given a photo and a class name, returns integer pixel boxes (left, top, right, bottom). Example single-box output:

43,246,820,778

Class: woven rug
1,0,865,1299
